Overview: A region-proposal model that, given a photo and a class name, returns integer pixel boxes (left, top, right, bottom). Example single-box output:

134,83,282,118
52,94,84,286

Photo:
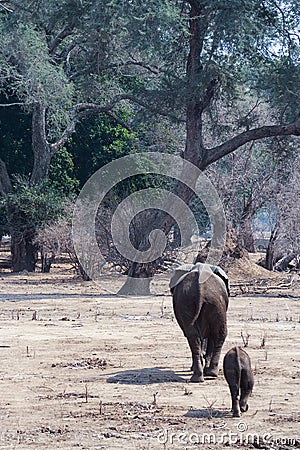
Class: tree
119,0,300,293
0,0,142,270
263,152,300,270
208,141,280,252
0,1,299,284
0,178,66,271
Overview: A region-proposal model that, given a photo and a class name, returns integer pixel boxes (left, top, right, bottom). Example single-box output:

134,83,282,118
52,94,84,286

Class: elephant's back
199,272,229,310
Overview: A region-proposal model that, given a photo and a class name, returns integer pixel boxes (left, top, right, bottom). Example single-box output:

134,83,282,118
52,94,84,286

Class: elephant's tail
234,346,242,390
191,269,203,327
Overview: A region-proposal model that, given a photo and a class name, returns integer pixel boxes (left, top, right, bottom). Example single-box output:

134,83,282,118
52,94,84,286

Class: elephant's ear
210,265,230,296
169,263,196,290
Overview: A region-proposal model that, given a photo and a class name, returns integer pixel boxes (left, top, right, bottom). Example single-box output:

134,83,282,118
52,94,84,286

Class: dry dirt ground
0,262,299,449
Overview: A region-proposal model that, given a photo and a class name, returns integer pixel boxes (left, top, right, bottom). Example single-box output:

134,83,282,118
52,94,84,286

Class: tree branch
199,77,220,114
105,111,132,132
48,26,74,55
0,1,13,12
0,102,24,107
50,93,183,154
49,95,131,154
126,55,160,75
204,117,300,168
49,115,77,155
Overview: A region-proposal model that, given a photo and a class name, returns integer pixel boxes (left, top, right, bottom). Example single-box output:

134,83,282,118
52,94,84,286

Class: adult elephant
170,263,229,382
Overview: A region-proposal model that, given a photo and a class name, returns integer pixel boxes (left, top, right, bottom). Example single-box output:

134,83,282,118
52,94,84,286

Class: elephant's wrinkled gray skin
171,266,229,383
223,346,254,417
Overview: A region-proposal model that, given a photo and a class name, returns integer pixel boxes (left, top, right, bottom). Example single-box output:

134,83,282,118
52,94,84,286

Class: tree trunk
118,210,177,295
0,158,12,195
118,264,154,296
118,2,211,295
41,250,55,273
30,103,52,184
265,224,279,271
173,224,181,248
11,233,38,272
239,213,256,253
11,103,52,272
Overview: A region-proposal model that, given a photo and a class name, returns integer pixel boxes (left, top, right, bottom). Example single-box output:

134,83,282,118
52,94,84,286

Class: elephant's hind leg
186,331,204,382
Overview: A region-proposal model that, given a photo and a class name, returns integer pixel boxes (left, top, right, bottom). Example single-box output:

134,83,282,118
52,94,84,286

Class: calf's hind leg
230,384,241,417
239,367,254,413
225,369,241,417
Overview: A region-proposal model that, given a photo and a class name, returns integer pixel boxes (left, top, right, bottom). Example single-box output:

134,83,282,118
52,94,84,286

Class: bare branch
126,61,160,75
49,115,77,155
126,54,160,75
0,102,24,107
106,112,132,132
48,26,73,55
70,58,161,80
0,1,13,12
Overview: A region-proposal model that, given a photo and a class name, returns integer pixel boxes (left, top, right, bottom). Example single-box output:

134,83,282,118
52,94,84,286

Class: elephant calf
223,346,254,417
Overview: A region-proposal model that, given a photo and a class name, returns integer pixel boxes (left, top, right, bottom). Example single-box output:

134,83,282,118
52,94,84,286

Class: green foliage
257,54,300,120
68,114,138,185
0,177,67,239
0,95,32,176
48,148,79,195
0,0,299,188
1,0,299,135
0,21,74,137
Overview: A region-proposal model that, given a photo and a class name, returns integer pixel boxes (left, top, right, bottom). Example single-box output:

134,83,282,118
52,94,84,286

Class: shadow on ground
185,408,231,419
107,367,188,385
0,293,119,302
